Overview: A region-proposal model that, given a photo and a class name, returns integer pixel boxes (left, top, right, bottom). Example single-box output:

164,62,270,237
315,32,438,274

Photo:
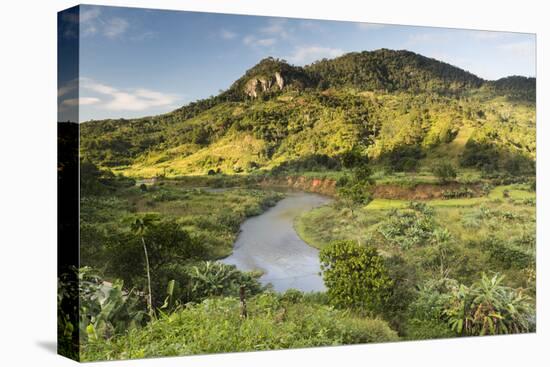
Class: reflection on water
222,192,331,292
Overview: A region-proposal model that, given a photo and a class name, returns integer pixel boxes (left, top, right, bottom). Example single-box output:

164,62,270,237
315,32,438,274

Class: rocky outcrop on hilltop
244,72,285,98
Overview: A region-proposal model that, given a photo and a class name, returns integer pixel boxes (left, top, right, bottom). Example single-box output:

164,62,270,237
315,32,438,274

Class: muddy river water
222,191,331,292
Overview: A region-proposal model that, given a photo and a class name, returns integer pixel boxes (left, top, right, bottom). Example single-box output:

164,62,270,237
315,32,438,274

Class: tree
320,240,393,314
130,214,157,317
433,163,457,184
336,164,374,217
109,215,205,313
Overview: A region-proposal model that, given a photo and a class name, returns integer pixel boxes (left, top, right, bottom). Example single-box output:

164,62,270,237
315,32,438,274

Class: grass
295,183,535,287
80,292,398,361
80,185,284,268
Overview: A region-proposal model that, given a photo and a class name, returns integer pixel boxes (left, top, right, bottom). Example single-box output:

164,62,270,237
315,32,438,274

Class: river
222,191,331,292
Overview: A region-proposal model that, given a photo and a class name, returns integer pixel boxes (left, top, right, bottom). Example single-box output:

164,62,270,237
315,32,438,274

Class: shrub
385,145,425,172
320,240,393,314
107,218,207,289
382,255,419,333
478,236,534,269
442,187,474,199
444,274,534,336
185,261,263,303
59,267,148,346
378,202,436,249
336,164,374,215
408,278,457,322
433,163,457,184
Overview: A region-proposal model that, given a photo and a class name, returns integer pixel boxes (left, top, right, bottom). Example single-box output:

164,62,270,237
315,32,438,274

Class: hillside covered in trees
80,49,535,178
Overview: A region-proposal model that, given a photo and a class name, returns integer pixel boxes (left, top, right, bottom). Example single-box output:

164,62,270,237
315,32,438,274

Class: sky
58,5,536,122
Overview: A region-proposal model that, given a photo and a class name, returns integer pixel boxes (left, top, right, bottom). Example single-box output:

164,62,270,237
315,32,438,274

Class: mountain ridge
82,48,535,125
79,48,536,178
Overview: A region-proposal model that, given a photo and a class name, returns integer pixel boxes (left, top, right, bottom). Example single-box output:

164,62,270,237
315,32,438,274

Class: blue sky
58,5,536,122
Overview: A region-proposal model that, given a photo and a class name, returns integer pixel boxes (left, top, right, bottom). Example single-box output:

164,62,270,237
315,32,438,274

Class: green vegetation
296,184,535,338
81,291,397,361
63,49,536,360
433,163,457,184
320,240,393,314
80,49,535,179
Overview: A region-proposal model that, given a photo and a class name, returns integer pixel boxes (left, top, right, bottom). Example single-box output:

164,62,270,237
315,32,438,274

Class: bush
58,267,148,346
460,140,500,172
320,240,393,314
336,164,374,214
442,187,474,199
478,236,534,269
378,202,436,249
433,163,457,184
185,261,263,303
81,293,398,361
444,274,534,336
408,278,457,322
382,255,419,334
385,145,425,172
107,217,207,289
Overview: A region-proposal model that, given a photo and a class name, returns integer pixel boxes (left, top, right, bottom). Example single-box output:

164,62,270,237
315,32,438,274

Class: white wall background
0,0,547,366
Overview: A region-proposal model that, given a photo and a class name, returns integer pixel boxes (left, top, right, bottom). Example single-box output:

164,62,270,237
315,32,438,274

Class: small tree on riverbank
336,164,374,218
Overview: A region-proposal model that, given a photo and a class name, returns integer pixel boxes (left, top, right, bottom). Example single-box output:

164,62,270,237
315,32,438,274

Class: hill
79,49,536,178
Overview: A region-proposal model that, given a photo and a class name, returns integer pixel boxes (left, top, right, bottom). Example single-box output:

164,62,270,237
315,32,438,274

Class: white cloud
260,18,289,39
79,7,129,39
357,23,385,30
286,46,344,65
256,38,277,46
242,35,277,47
80,7,101,37
220,29,237,40
80,7,101,23
103,18,129,39
62,97,101,106
497,41,535,56
80,78,180,112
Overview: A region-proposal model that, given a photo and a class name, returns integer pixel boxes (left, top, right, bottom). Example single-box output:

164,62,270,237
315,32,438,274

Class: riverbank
294,183,536,290
222,192,331,292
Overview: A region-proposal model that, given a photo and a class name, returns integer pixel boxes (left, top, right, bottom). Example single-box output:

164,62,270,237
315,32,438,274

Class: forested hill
305,49,484,93
80,49,536,178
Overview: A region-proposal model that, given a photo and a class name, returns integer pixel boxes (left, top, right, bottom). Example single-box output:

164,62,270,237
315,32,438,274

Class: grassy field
295,183,535,288
80,184,284,272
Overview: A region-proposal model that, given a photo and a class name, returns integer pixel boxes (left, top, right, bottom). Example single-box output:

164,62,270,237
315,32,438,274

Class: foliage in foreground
444,273,534,335
81,291,398,361
58,267,148,353
320,240,393,314
409,274,535,337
